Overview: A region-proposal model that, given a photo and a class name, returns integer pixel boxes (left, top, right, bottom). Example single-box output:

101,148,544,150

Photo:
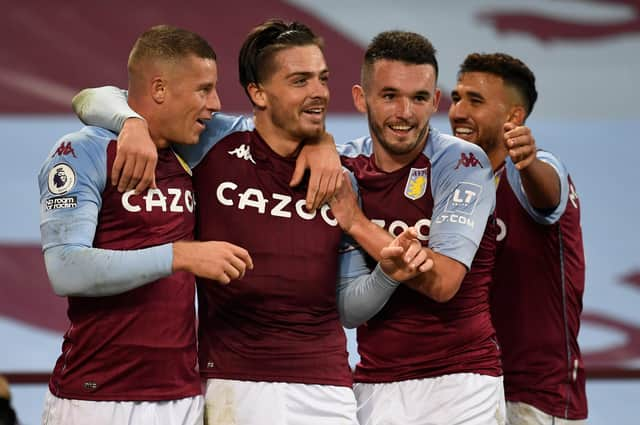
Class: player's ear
151,77,167,104
432,88,441,113
507,105,526,126
247,83,266,109
352,85,366,113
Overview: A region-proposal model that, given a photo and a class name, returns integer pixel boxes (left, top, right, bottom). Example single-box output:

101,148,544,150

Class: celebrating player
449,52,587,424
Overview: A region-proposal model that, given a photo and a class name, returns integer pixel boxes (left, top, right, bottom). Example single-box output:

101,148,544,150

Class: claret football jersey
339,128,502,383
39,126,199,401
491,153,587,419
176,114,353,386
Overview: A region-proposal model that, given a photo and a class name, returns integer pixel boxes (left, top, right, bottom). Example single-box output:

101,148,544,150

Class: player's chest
194,151,340,232
359,167,434,242
102,171,194,227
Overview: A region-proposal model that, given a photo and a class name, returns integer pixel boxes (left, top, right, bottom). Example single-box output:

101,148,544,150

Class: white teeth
390,125,411,131
455,127,472,134
305,108,323,113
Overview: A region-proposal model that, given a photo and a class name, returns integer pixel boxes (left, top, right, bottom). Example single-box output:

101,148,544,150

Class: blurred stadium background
1,1,639,423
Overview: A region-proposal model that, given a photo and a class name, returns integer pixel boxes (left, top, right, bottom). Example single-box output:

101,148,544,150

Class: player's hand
328,171,363,234
112,118,157,193
172,241,254,285
379,227,433,282
290,132,342,211
504,123,536,170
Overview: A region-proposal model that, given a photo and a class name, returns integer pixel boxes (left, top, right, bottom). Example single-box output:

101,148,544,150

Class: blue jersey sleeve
72,86,255,170
73,86,137,132
39,127,109,250
429,141,495,268
38,127,173,297
336,170,399,328
336,136,372,157
173,113,255,168
505,150,569,225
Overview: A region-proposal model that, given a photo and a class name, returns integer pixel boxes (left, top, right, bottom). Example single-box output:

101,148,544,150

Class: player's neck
254,114,301,157
489,144,508,172
373,135,427,173
128,98,167,149
141,116,170,149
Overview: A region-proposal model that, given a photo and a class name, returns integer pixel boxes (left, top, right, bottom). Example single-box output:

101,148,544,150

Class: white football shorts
354,373,505,425
204,378,358,425
42,390,203,425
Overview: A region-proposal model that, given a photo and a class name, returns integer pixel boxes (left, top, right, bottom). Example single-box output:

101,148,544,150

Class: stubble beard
367,107,429,157
272,105,325,142
474,125,503,158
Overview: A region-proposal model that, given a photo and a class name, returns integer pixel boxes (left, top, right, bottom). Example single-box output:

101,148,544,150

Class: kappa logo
454,152,483,169
228,144,256,164
47,163,76,195
404,168,428,200
52,141,77,158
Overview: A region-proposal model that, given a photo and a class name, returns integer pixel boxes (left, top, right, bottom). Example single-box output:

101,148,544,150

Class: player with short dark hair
38,25,253,425
450,52,587,424
71,20,430,425
327,30,504,425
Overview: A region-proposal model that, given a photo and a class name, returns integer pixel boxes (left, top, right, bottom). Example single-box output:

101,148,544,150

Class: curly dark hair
458,52,538,116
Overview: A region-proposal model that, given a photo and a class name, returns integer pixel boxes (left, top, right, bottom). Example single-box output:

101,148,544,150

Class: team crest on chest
404,168,428,200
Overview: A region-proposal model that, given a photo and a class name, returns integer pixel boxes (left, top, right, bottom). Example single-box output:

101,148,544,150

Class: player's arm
336,226,431,328
44,240,253,297
338,217,462,302
73,86,338,210
332,171,432,327
40,133,252,297
73,86,157,193
336,247,399,329
72,87,242,193
507,147,570,225
290,132,343,211
329,171,458,301
330,170,432,279
418,144,496,302
503,123,561,210
40,131,170,296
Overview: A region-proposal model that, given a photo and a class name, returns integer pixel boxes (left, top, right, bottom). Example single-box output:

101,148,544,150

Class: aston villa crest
404,168,428,200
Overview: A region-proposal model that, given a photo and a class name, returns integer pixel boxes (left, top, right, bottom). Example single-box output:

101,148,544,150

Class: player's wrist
375,263,402,287
123,116,148,130
347,209,373,237
171,241,191,272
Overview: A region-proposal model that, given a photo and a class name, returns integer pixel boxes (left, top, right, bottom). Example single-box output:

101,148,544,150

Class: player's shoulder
505,149,567,181
175,113,255,168
337,136,373,158
39,126,113,194
204,113,254,137
535,149,567,171
43,125,116,165
425,127,490,168
49,125,115,151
